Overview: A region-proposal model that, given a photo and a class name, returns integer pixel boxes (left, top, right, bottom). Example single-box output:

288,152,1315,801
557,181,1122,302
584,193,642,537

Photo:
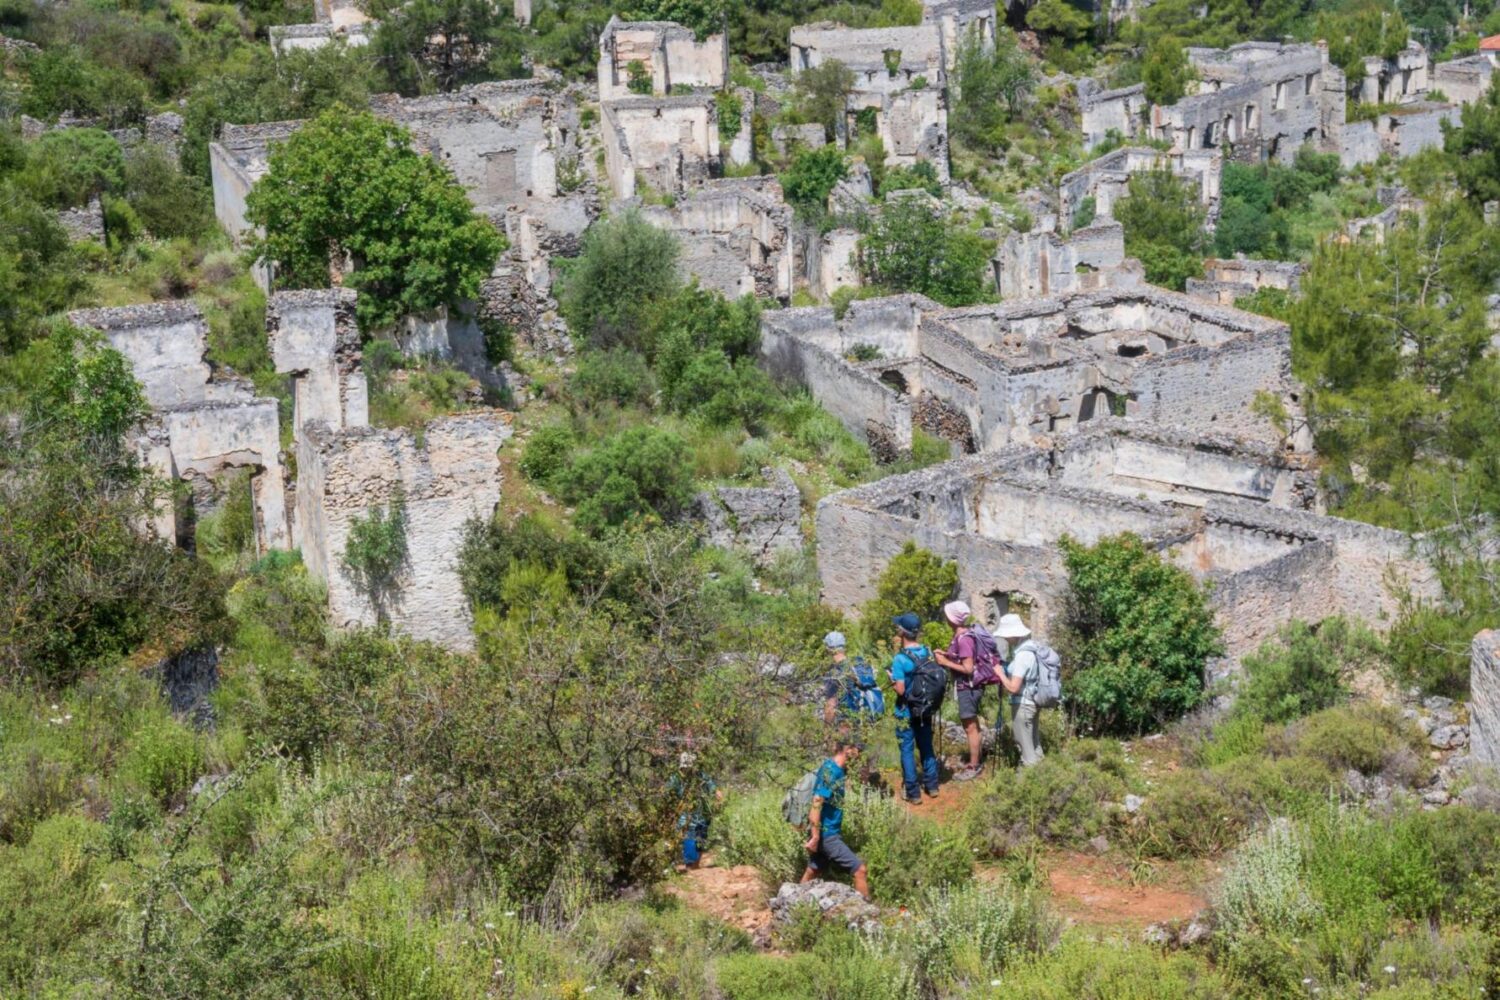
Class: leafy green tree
1288,195,1500,524
1057,533,1223,735
19,128,124,209
19,47,147,126
1141,35,1193,106
1113,167,1207,290
1233,618,1381,724
558,209,681,353
625,0,727,37
1025,0,1093,42
121,144,213,240
368,0,519,94
779,143,847,220
858,541,959,649
858,197,993,306
1444,81,1500,206
245,107,505,330
791,59,855,141
551,426,698,534
950,29,1034,154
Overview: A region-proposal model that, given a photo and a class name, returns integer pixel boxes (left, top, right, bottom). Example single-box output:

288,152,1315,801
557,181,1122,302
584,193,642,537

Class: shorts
955,685,988,720
808,833,864,875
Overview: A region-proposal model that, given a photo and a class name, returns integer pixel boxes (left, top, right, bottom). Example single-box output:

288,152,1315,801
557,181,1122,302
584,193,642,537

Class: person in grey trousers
994,613,1045,767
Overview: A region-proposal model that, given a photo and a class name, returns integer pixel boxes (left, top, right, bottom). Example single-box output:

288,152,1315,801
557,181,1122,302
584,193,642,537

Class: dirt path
666,862,776,944
1042,852,1208,928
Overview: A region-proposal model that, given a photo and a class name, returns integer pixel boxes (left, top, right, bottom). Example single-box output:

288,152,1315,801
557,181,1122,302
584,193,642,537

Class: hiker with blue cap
888,612,944,805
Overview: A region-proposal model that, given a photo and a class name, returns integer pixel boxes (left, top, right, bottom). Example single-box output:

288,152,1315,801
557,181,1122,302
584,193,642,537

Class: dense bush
718,787,804,886
1233,617,1379,725
965,743,1128,856
857,541,958,647
548,426,698,534
1289,702,1428,779
1057,534,1222,736
841,788,972,903
1113,168,1207,290
559,209,681,352
780,143,848,220
571,347,658,410
858,196,993,307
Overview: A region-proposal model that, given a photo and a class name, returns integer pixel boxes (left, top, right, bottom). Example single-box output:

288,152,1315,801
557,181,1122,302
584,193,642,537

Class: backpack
900,647,948,721
967,623,1003,687
840,657,886,719
781,770,819,828
1019,640,1063,708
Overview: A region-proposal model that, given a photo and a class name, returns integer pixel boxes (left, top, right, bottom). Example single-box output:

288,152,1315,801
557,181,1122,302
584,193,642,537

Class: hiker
889,612,944,804
820,630,885,727
799,738,870,899
994,613,1055,767
934,600,1001,781
671,752,720,871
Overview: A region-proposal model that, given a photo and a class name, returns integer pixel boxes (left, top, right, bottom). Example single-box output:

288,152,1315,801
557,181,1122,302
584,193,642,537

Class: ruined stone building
1078,82,1148,150
68,303,291,555
269,21,371,56
994,219,1141,299
1359,42,1430,105
596,16,727,100
1434,54,1496,105
1058,146,1221,226
267,290,512,651
312,0,369,28
921,0,996,70
1339,102,1462,167
1153,42,1347,165
815,420,1436,662
1186,257,1304,305
601,92,721,200
788,23,951,181
638,178,795,301
760,287,1304,460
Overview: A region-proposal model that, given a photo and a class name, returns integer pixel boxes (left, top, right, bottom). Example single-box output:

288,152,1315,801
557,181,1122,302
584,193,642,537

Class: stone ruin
993,219,1140,299
788,22,951,181
1058,146,1221,228
67,302,291,555
1358,42,1429,106
1433,55,1496,106
760,286,1305,462
596,15,727,101
1186,257,1303,306
696,467,804,567
73,291,511,651
920,0,996,71
637,178,795,301
1078,82,1148,150
1153,42,1347,166
312,0,370,29
268,21,371,57
1339,102,1462,167
266,289,512,649
601,93,721,200
815,419,1437,663
1473,631,1500,769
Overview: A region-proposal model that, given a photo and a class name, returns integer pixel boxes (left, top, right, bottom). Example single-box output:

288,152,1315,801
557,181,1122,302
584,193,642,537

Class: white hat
994,613,1031,639
943,600,971,626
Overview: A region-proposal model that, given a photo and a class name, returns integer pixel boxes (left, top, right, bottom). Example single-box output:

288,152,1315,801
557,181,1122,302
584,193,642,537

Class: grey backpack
1021,640,1063,708
782,771,819,828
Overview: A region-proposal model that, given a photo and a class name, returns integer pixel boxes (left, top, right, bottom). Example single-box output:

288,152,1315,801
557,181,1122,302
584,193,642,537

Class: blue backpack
841,657,886,719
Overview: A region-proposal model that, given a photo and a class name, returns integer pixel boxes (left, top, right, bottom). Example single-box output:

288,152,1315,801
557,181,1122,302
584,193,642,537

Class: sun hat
994,613,1031,639
892,612,922,636
943,600,971,626
823,630,847,651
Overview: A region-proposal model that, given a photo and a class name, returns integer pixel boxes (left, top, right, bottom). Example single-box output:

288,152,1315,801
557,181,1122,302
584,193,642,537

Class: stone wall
1472,631,1500,768
295,413,512,650
1433,56,1495,106
697,467,803,564
921,0,995,71
267,289,368,435
1079,83,1148,149
601,95,720,200
269,22,371,56
1186,257,1303,304
994,220,1130,299
57,198,105,243
638,178,794,301
1359,43,1429,105
809,227,861,299
1058,147,1220,225
597,16,727,101
1375,103,1461,159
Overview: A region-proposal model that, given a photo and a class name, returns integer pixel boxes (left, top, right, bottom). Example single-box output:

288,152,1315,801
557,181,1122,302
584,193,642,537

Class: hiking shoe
905,796,923,806
924,787,940,798
955,766,983,782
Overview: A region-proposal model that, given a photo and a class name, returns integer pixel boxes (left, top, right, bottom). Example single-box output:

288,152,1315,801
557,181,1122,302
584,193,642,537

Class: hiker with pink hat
934,600,1004,781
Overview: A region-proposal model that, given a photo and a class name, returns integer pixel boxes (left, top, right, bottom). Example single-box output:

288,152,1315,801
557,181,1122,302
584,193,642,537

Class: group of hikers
673,602,1061,899
798,603,1061,898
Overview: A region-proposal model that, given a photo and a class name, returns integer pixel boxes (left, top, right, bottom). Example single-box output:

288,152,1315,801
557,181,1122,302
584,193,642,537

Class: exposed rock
1085,834,1111,855
1423,694,1455,713
151,646,220,729
770,880,879,933
696,467,802,566
1123,794,1145,814
1429,725,1469,750
1421,787,1451,806
1471,631,1500,767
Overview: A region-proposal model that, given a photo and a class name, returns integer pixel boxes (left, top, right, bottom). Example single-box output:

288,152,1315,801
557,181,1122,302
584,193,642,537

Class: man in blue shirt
889,612,941,805
799,738,870,899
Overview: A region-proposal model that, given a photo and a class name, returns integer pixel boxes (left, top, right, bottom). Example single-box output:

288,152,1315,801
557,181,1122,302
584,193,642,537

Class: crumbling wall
1375,103,1461,159
1359,43,1429,105
1058,147,1220,225
295,412,512,650
57,198,105,243
922,0,995,71
312,0,369,28
697,467,803,564
597,16,727,100
1186,257,1303,304
269,22,371,56
601,95,720,199
267,289,369,435
1079,82,1148,149
1434,56,1495,106
809,228,861,299
1472,630,1500,768
69,302,217,410
639,179,794,301
994,220,1129,299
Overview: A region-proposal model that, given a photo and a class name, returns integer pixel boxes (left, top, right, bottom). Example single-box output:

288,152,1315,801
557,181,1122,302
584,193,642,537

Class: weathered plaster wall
267,289,368,435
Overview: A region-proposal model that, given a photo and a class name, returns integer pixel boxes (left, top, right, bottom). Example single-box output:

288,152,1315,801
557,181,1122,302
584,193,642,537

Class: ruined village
4,0,1500,993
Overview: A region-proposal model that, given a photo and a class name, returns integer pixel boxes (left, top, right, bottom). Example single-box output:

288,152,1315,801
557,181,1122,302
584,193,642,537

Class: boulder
1472,631,1500,767
770,880,879,933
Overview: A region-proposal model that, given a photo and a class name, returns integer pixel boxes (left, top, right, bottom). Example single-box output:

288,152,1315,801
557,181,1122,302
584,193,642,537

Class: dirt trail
667,862,776,943
1043,852,1208,927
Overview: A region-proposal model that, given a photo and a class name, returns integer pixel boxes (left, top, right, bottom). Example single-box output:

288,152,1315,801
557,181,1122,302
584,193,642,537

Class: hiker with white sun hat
993,613,1061,767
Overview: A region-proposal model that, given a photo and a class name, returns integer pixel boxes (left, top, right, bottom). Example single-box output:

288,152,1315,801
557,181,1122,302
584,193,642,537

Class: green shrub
118,715,204,803
575,897,749,998
857,541,958,647
996,934,1232,998
1192,711,1266,767
875,881,1058,993
1215,821,1320,943
558,209,681,352
1291,702,1427,778
520,423,579,485
965,748,1126,856
1234,617,1379,725
553,426,698,534
842,788,971,904
718,787,804,887
1057,533,1223,735
0,815,116,988
570,347,656,410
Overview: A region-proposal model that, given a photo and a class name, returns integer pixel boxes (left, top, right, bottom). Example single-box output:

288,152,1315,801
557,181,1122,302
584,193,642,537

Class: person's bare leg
963,718,982,769
801,866,818,884
852,866,870,900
